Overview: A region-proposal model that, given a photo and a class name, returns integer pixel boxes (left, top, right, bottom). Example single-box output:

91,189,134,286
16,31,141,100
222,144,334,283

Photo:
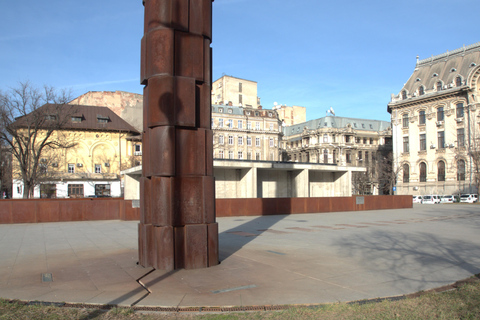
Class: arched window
418,86,425,96
323,149,328,163
419,110,426,125
420,162,427,182
456,76,462,87
457,160,466,181
436,82,443,91
402,113,409,128
403,164,410,183
437,161,445,182
402,90,407,100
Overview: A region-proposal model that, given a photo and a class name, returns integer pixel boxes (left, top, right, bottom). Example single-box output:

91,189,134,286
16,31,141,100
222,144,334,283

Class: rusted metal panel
37,201,60,223
147,126,175,176
153,226,174,270
174,76,196,127
145,27,175,79
140,177,152,224
151,176,173,226
184,224,208,269
0,201,12,224
174,226,185,269
14,201,37,223
60,200,84,221
207,222,219,267
197,82,212,129
175,128,206,176
174,31,204,81
144,0,189,33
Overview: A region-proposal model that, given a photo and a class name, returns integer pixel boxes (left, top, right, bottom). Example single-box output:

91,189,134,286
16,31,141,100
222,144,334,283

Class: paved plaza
0,204,479,307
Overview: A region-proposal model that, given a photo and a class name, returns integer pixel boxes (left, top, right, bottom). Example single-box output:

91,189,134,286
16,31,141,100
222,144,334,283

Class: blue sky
1,0,479,122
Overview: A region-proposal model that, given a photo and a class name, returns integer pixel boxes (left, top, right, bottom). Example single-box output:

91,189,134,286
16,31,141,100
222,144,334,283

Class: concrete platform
0,204,479,308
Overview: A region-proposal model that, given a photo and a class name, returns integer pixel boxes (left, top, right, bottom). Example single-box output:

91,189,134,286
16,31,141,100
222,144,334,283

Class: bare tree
0,142,12,198
0,82,76,198
375,151,402,195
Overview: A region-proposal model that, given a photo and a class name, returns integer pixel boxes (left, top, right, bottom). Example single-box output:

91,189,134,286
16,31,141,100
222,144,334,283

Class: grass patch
1,279,479,319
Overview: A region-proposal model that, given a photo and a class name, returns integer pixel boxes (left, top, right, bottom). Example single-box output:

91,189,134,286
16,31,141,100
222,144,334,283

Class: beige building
212,75,260,108
70,91,143,131
212,105,282,161
283,116,392,194
388,42,480,196
12,105,141,198
275,104,307,126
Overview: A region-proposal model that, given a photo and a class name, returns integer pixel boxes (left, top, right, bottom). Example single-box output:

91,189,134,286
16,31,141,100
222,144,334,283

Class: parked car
423,195,441,204
440,195,456,203
413,195,423,204
460,194,478,203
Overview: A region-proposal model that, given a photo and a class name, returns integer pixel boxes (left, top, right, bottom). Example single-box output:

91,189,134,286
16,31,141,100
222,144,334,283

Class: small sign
42,273,53,282
356,196,364,205
393,187,397,192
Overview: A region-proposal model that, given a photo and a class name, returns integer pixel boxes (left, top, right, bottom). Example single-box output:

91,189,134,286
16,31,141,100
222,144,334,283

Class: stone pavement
0,204,479,308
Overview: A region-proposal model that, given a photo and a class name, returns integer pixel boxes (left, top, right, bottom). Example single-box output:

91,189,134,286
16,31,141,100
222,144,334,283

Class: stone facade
211,75,260,108
212,105,283,161
283,116,392,195
275,104,307,126
70,91,143,132
388,42,480,196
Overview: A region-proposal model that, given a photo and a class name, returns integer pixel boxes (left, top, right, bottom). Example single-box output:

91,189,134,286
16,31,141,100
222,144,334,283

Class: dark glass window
437,82,443,91
438,161,445,182
456,103,464,118
437,107,444,121
402,114,409,128
420,162,427,182
95,184,111,196
420,134,426,151
402,90,407,100
457,160,466,181
456,76,462,87
457,128,465,147
438,131,445,148
419,110,426,124
419,86,425,95
324,149,328,163
403,136,409,153
403,164,409,183
68,184,84,198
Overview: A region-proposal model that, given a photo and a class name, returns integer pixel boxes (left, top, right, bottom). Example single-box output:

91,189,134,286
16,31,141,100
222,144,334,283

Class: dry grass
1,278,479,320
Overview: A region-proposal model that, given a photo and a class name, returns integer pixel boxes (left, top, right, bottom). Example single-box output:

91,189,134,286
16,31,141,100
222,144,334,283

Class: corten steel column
139,0,218,270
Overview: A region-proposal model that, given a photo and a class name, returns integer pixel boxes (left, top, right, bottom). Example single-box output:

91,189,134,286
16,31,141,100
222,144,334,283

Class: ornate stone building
212,105,282,161
388,42,480,196
282,116,392,194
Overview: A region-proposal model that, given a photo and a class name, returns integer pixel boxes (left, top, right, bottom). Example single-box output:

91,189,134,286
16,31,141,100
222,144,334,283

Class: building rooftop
283,116,391,137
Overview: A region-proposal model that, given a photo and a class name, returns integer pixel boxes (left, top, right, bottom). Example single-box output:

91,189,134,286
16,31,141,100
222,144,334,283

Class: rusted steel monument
138,0,218,270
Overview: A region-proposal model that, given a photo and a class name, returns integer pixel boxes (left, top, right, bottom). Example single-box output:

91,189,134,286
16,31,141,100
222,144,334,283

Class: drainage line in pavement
131,268,155,306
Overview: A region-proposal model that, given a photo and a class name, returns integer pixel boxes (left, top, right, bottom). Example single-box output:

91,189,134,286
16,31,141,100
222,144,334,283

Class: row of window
217,151,274,161
216,119,276,131
402,77,464,100
402,160,466,183
403,128,464,152
402,103,464,128
217,135,275,147
67,163,107,173
67,184,110,198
